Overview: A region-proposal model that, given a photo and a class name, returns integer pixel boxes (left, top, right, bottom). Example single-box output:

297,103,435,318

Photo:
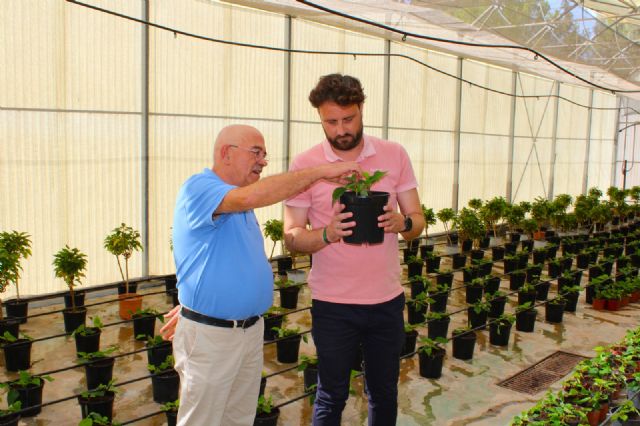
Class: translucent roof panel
228,0,640,98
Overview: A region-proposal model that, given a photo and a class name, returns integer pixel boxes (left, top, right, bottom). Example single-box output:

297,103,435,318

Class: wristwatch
402,215,413,233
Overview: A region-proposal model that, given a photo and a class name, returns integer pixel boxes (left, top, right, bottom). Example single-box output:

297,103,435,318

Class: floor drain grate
497,351,588,395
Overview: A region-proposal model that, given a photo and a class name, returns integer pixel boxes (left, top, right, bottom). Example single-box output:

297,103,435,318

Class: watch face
404,216,413,232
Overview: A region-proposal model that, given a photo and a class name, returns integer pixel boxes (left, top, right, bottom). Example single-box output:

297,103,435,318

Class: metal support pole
140,0,150,276
547,82,560,200
283,16,292,168
382,40,390,140
582,89,594,194
611,97,623,187
506,71,517,202
452,58,463,211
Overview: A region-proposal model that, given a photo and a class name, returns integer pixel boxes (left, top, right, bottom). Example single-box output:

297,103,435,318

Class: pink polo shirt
286,134,418,304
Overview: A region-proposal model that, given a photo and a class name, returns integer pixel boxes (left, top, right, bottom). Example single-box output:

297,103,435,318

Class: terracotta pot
586,409,600,426
533,230,546,241
118,294,142,320
592,298,606,310
606,299,621,311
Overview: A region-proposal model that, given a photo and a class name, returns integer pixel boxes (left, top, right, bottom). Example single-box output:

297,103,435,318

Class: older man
163,124,361,426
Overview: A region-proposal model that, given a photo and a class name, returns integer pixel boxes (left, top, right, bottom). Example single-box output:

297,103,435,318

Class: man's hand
324,201,356,243
378,205,405,233
322,161,362,185
159,305,181,341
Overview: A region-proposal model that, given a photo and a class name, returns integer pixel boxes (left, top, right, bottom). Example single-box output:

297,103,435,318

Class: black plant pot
517,254,529,270
479,237,490,249
132,313,157,340
491,246,505,261
576,253,590,269
401,329,418,357
585,284,596,304
340,191,390,245
516,309,537,332
410,279,426,299
488,297,507,318
147,341,173,367
564,291,579,313
535,281,551,301
254,408,280,426
74,328,101,355
467,307,488,330
479,261,493,277
164,275,177,294
588,264,605,281
263,315,284,341
407,262,423,278
470,249,484,261
557,276,574,294
117,282,138,295
428,292,448,313
484,276,501,294
2,339,32,371
449,233,459,245
78,391,115,421
276,335,302,363
63,308,87,334
510,233,521,243
526,265,543,282
462,268,477,283
427,317,450,340
504,258,517,274
151,369,180,403
0,318,20,340
504,242,518,256
460,240,473,252
0,413,19,426
452,254,467,269
521,240,534,252
5,300,28,324
509,272,526,291
452,330,476,360
10,380,44,417
403,247,418,264
64,291,86,309
436,273,453,287
489,320,512,346
418,347,445,379
545,301,565,323
533,250,546,265
517,290,537,306
425,256,442,273
548,262,561,278
465,285,484,304
84,357,115,390
303,366,319,391
420,244,434,259
278,286,301,310
407,302,427,325
273,255,293,276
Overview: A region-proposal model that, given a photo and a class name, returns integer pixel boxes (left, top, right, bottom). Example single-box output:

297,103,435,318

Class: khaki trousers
174,314,264,426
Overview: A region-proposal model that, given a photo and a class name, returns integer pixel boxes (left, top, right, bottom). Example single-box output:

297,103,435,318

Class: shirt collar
321,135,376,162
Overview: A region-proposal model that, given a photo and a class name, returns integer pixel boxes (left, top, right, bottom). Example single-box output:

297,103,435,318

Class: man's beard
327,126,363,152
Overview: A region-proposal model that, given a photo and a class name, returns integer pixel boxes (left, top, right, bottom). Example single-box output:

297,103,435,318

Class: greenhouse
2,0,640,425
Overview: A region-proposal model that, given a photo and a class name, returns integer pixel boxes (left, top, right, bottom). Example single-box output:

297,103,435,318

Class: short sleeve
285,155,312,208
182,173,235,229
395,144,418,193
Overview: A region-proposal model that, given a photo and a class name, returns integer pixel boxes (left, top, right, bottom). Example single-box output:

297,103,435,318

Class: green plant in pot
0,393,20,424
53,245,89,334
454,207,485,250
0,370,53,417
161,399,179,426
79,412,121,426
481,197,508,237
72,316,104,356
421,204,437,241
0,231,32,324
255,394,280,425
104,224,143,320
437,208,456,245
331,170,388,245
297,354,319,391
264,218,296,272
0,246,20,326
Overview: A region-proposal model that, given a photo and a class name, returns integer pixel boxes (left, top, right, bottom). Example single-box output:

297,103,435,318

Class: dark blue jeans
311,293,405,426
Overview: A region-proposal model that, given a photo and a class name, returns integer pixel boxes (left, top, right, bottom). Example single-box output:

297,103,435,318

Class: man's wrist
322,227,332,244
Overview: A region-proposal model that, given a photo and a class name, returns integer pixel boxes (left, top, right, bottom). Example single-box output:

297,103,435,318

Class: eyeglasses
228,145,268,161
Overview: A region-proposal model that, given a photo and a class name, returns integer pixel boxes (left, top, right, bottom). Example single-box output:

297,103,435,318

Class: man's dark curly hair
308,74,366,108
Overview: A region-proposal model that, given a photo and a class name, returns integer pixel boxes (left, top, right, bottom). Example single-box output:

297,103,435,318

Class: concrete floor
2,242,638,426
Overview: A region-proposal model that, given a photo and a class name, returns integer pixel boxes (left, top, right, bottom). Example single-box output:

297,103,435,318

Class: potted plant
142,335,173,368
489,313,515,346
79,412,121,426
465,277,484,304
437,208,456,245
254,395,280,426
421,204,437,244
428,282,449,313
424,251,442,273
53,245,88,334
104,223,143,320
406,255,423,278
272,326,307,363
561,285,581,313
148,355,180,404
504,203,525,242
485,291,507,318
297,354,319,390
0,331,33,372
509,269,526,291
77,346,118,391
467,299,490,330
409,275,429,299
426,311,450,339
161,399,179,426
263,306,285,341
263,218,293,275
0,247,20,338
78,380,118,421
132,307,162,341
72,316,104,356
517,281,538,306
406,292,429,325
0,394,20,426
274,277,301,310
531,197,551,235
481,196,508,238
454,207,485,251
451,326,476,360
1,370,53,417
417,336,447,379
401,323,419,357
0,231,31,324
545,295,566,323
331,170,388,245
515,302,537,332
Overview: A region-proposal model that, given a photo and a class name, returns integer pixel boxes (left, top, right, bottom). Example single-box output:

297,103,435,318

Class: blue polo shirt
172,168,273,319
